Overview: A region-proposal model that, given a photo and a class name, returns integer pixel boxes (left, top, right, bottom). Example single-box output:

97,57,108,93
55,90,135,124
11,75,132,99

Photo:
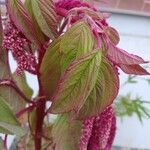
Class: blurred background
0,0,150,149
100,0,150,149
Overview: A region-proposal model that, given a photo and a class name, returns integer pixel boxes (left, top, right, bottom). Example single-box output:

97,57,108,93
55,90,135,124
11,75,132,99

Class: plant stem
4,135,8,150
34,47,46,150
35,97,46,150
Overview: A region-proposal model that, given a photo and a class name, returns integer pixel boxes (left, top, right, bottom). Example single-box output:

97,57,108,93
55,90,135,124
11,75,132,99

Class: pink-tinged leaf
24,0,48,42
108,44,147,65
31,0,58,39
78,58,119,119
0,13,11,79
52,114,82,150
0,82,26,113
0,96,19,126
38,0,58,37
49,50,102,114
7,0,43,46
106,27,120,45
40,38,63,99
0,14,2,48
120,64,150,75
87,106,116,150
0,96,26,137
60,21,95,72
13,72,33,98
61,21,95,55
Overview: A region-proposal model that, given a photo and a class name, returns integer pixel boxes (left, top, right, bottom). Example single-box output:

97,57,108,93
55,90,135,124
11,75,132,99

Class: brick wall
100,0,150,13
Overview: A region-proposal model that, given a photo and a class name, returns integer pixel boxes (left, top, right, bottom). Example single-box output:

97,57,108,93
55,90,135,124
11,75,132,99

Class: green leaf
0,96,19,125
0,122,26,137
8,0,43,46
40,21,95,98
50,50,102,114
52,114,82,150
0,12,11,79
60,21,95,72
0,83,26,113
24,0,48,43
40,38,63,98
0,96,26,137
31,0,58,39
0,138,4,150
0,52,11,79
78,59,119,119
13,72,33,98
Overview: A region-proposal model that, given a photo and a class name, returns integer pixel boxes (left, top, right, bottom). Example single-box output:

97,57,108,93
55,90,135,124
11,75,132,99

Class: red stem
34,47,46,150
4,135,8,150
34,98,46,150
16,105,34,118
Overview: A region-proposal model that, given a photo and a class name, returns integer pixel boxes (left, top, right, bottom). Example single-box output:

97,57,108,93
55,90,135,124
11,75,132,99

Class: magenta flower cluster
3,21,37,74
80,106,116,149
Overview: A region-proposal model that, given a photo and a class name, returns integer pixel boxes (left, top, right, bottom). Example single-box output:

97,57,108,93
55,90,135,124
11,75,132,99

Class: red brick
118,0,143,11
142,3,150,12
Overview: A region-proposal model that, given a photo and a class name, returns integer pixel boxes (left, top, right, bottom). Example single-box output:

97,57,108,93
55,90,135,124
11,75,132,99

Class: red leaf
108,44,148,65
119,64,150,75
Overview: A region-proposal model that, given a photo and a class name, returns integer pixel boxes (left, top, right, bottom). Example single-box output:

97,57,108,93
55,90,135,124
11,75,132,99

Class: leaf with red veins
87,106,116,150
7,0,43,46
31,0,58,39
105,26,120,45
119,64,150,75
107,43,148,65
77,58,119,120
49,50,102,114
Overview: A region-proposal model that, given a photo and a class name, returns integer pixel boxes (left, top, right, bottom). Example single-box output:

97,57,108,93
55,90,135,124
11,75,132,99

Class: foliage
115,75,150,123
0,0,149,149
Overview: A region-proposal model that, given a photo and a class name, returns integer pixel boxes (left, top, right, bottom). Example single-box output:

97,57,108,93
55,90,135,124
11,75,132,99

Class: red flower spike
80,117,95,150
79,106,116,150
3,22,37,75
87,106,116,150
